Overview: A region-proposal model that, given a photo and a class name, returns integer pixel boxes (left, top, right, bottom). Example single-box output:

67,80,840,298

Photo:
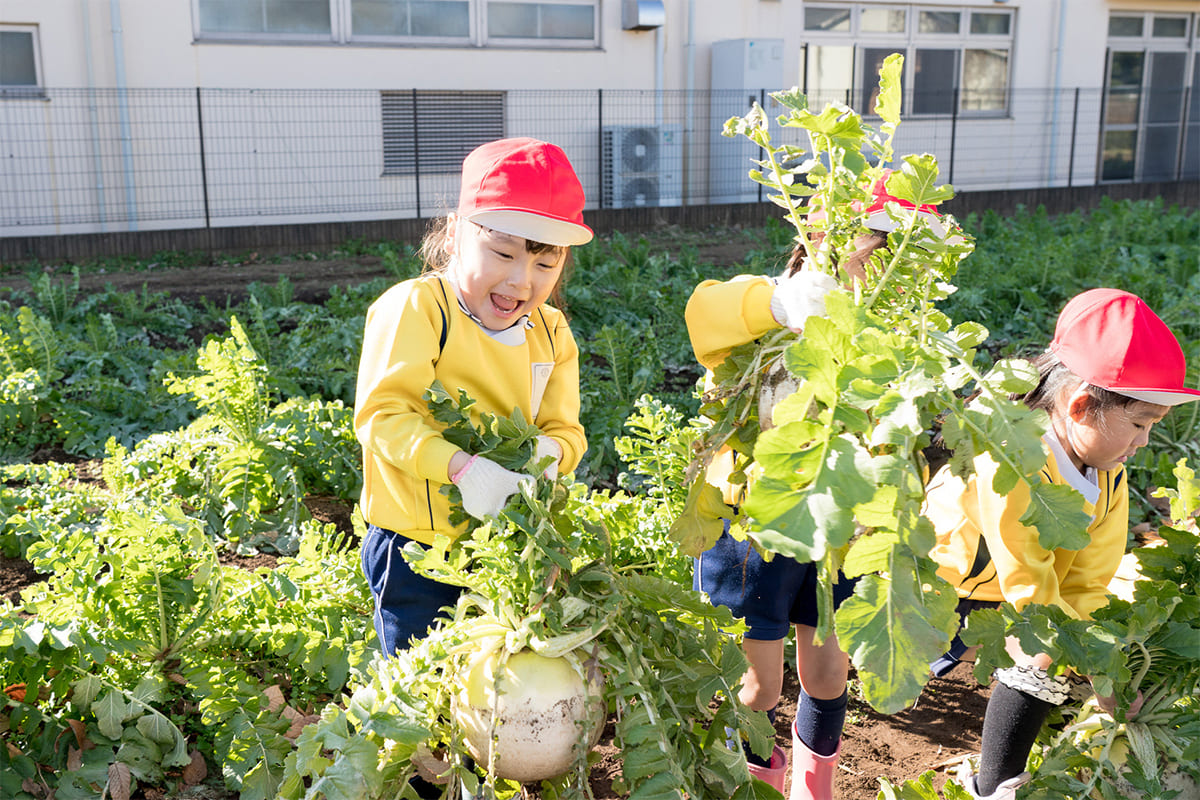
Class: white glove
769,270,840,333
450,455,533,520
532,435,562,480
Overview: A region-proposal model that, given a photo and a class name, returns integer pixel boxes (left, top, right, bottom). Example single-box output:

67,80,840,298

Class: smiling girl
354,138,591,658
925,288,1200,799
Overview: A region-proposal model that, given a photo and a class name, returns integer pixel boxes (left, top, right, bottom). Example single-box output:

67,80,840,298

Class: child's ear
444,214,461,257
1066,384,1093,421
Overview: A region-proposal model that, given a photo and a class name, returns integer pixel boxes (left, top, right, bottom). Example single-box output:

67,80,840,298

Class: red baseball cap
1049,288,1200,406
457,138,593,247
863,171,950,237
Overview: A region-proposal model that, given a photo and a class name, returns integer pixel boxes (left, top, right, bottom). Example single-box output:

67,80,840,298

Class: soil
0,229,992,798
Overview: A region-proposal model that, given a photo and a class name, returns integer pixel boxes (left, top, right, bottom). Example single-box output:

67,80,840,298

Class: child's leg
361,525,461,655
792,625,850,757
740,636,786,766
974,682,1052,794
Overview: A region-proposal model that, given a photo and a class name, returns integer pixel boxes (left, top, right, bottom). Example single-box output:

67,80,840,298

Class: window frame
1100,12,1198,183
192,0,600,48
0,24,44,97
801,4,1014,118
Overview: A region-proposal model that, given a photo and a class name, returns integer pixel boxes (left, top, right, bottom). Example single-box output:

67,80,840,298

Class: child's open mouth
491,293,522,316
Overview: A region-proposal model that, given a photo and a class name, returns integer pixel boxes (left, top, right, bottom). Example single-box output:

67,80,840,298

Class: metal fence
2,86,1197,235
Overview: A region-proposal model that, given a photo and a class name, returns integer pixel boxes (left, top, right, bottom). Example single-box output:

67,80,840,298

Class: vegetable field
2,143,1198,800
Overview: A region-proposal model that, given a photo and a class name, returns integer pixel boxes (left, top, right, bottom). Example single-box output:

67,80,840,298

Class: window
1101,13,1198,182
0,25,41,95
194,0,598,46
381,91,505,176
802,5,1013,117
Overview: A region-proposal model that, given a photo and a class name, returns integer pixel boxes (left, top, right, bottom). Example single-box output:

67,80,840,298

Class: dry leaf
3,683,27,703
263,684,286,713
182,750,208,786
66,718,88,749
108,762,132,800
67,747,83,771
168,673,188,685
412,743,451,785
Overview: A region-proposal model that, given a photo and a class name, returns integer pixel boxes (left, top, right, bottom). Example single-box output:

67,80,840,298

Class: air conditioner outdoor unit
601,125,683,209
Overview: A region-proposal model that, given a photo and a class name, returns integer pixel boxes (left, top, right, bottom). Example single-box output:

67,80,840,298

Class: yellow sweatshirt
925,434,1128,620
354,273,586,545
685,275,782,508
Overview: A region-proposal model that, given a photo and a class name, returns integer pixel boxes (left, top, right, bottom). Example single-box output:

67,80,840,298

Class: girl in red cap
925,288,1199,799
355,138,592,662
684,180,953,800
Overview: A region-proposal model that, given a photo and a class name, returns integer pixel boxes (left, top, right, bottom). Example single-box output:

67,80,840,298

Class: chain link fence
2,86,1196,234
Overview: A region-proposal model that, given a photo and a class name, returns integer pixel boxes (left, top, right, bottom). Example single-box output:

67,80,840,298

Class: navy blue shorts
694,524,857,641
361,524,462,656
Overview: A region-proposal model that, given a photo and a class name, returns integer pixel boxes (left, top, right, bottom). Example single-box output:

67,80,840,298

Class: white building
1,0,1197,235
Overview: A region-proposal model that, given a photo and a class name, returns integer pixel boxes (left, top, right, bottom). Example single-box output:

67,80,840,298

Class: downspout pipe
684,0,695,203
81,0,107,231
110,0,138,229
655,25,664,128
1047,0,1068,185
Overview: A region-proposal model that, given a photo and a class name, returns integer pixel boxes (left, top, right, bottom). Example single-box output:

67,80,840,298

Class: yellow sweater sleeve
354,278,461,484
685,275,781,371
532,307,586,474
928,449,1129,620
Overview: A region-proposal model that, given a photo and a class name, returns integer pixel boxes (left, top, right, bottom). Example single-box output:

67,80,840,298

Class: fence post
195,88,211,229
1176,85,1191,180
758,88,766,204
1068,87,1080,188
597,89,605,209
948,87,959,186
412,88,422,219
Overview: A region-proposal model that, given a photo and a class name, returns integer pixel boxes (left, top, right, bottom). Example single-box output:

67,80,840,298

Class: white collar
444,269,533,346
1043,432,1100,507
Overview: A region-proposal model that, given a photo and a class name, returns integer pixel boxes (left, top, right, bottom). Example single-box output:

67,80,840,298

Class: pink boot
789,727,840,800
747,744,788,794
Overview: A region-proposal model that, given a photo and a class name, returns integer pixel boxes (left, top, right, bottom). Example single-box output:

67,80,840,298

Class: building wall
2,1,1197,236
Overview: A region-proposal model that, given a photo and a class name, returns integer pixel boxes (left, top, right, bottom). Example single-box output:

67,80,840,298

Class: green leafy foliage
284,386,774,800
883,460,1200,798
683,58,1080,714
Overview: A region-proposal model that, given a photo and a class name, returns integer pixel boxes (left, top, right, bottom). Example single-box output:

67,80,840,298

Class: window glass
355,0,470,36
963,49,1008,111
970,12,1010,36
913,49,957,114
805,45,854,107
199,0,331,34
539,4,594,38
1151,16,1187,38
1102,129,1136,180
1106,51,1144,126
918,11,960,34
488,2,538,37
0,31,37,86
861,8,905,34
488,3,591,39
1108,16,1143,37
1147,51,1186,124
805,7,851,32
1141,125,1179,181
410,1,470,36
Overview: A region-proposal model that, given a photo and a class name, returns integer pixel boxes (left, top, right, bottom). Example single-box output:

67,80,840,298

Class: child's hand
770,270,841,333
450,455,534,519
532,436,562,480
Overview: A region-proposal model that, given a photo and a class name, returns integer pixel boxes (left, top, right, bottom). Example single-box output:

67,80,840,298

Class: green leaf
92,690,130,740
1020,481,1092,552
835,563,959,714
668,478,730,558
873,54,904,127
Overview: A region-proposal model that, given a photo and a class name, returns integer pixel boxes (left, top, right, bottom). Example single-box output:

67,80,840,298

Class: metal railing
1,86,1196,235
